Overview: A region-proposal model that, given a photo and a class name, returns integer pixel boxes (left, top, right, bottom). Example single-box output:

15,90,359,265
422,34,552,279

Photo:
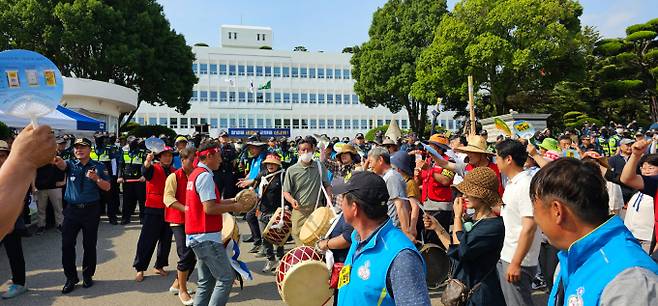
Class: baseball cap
620,138,634,145
218,130,228,137
355,133,365,139
74,138,92,147
332,171,389,207
175,136,188,143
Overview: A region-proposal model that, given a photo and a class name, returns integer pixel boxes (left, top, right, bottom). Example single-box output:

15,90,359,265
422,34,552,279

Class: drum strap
314,160,332,210
272,170,287,229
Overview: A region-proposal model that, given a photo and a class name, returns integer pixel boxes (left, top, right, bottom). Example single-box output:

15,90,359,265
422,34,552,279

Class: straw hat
455,135,493,155
382,138,397,147
262,154,282,166
453,167,502,207
336,143,358,156
428,134,451,151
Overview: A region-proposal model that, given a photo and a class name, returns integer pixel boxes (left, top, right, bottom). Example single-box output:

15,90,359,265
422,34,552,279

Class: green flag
258,80,271,90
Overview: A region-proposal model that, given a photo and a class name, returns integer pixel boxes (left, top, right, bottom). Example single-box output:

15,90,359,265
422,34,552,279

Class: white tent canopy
0,105,105,132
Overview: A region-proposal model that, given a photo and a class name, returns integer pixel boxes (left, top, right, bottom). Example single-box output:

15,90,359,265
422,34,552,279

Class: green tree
0,0,197,128
351,0,448,136
593,18,658,122
342,46,355,53
413,0,585,119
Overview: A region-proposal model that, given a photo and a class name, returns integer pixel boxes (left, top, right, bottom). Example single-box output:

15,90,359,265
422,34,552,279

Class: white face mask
300,152,313,163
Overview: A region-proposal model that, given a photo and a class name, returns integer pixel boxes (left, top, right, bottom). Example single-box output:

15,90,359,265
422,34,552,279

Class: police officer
54,138,111,294
214,130,239,199
118,136,147,224
90,133,120,224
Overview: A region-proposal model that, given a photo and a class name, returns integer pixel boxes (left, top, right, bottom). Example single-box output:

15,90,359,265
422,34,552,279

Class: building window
352,119,359,129
335,94,342,104
300,67,308,78
181,118,188,129
229,92,236,102
326,68,334,79
159,118,167,126
229,65,236,76
275,118,282,128
210,91,218,102
344,69,351,79
292,93,300,103
274,66,281,77
265,66,272,77
265,92,272,103
377,119,384,127
319,119,326,129
301,119,308,129
284,118,291,128
230,117,237,127
257,34,261,41
440,119,447,128
246,65,254,76
327,94,334,104
291,67,299,78
310,119,317,129
169,118,177,128
138,117,145,125
191,118,198,126
220,118,228,128
309,68,316,78
192,63,198,74
199,64,208,75
257,118,264,128
201,117,208,126
219,64,227,75
262,34,266,40
335,69,342,79
210,118,218,128
228,32,232,39
282,67,290,77
401,120,408,129
238,92,246,102
199,91,208,102
309,93,317,103
238,65,245,76
191,91,198,101
317,68,325,79
220,91,227,102
336,119,342,129
256,92,264,103
247,92,254,103
301,93,308,104
239,117,247,128
266,118,272,128
344,119,351,129
361,120,368,129
210,64,218,75
256,66,264,76
352,94,359,105
283,93,291,103
274,92,282,103
318,93,325,104
293,119,300,129
327,119,334,129
343,94,350,104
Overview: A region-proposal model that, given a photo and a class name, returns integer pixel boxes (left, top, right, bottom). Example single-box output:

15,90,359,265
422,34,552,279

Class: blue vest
548,216,658,306
337,219,423,306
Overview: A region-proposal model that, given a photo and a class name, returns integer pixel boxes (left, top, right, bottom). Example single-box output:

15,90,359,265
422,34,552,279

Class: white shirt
500,170,541,267
624,192,655,241
186,162,222,247
607,181,624,214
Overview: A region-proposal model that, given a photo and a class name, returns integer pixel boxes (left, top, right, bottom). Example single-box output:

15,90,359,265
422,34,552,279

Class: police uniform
90,143,120,223
118,146,147,223
61,139,110,289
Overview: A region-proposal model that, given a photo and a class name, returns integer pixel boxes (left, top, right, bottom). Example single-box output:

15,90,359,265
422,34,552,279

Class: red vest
164,168,187,224
420,156,453,202
185,166,222,235
465,162,505,196
145,164,175,209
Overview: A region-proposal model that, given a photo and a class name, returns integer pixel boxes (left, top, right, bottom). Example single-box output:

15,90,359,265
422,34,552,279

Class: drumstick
125,179,142,183
399,197,426,214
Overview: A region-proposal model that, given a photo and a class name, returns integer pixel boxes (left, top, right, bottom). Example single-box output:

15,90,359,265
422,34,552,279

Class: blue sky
157,0,656,52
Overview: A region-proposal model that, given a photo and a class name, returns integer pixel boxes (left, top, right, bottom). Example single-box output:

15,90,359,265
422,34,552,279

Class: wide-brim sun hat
452,166,502,207
335,143,358,156
262,154,282,166
428,133,451,151
538,138,560,152
455,135,494,155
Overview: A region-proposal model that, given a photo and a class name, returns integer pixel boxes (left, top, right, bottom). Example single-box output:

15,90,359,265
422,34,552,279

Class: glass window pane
192,63,198,74
282,67,290,77
293,119,300,129
238,92,246,102
191,91,198,101
238,65,245,76
239,117,246,128
169,118,177,128
230,118,237,127
292,93,300,103
229,92,236,102
246,65,254,76
335,69,342,79
310,93,317,103
336,94,342,104
344,119,351,129
336,119,342,129
319,119,326,129
310,119,317,129
352,94,359,105
210,118,218,128
274,92,281,103
220,118,227,128
352,119,359,129
256,66,264,76
191,118,198,126
318,68,325,78
275,119,282,128
284,119,291,128
158,118,166,126
256,92,264,103
291,67,299,78
138,117,145,125
219,64,227,75
200,91,208,101
265,92,271,103
247,92,254,103
327,119,334,129
181,118,188,128
219,91,227,102
283,93,291,103
327,94,334,104
300,67,307,78
265,118,272,128
361,120,368,129
210,91,218,102
265,66,272,77
301,119,308,129
318,94,325,104
257,118,264,128
199,64,208,75
326,68,333,79
344,69,351,79
210,64,218,75
309,68,316,78
343,94,350,104
229,65,236,75
301,93,308,104
274,66,281,77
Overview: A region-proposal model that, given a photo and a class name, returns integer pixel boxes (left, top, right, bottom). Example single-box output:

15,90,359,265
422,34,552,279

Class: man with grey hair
368,147,413,241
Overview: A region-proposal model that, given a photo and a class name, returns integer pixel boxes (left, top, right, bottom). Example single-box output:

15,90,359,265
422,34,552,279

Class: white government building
134,25,460,138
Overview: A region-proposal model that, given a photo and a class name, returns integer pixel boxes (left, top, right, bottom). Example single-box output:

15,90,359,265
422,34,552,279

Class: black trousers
171,225,196,272
61,204,100,281
246,209,261,246
122,182,146,223
2,229,25,286
538,242,559,289
100,177,120,222
133,210,172,272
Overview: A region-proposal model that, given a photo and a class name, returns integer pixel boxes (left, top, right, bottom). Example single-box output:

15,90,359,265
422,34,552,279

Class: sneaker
248,245,261,253
255,249,267,258
35,227,46,235
262,260,277,272
531,277,547,290
2,284,27,299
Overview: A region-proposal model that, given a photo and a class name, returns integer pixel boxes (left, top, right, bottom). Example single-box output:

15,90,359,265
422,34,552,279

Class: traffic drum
262,207,292,247
221,213,240,245
276,246,333,306
419,243,451,289
300,207,335,246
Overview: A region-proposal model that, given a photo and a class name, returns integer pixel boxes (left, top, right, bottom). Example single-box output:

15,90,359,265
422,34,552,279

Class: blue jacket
337,219,423,306
549,216,658,306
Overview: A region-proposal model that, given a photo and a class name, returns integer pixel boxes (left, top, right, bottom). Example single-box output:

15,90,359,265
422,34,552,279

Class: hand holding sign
0,50,64,126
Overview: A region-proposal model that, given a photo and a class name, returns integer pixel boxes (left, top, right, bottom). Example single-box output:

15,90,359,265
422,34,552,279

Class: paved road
1,216,547,305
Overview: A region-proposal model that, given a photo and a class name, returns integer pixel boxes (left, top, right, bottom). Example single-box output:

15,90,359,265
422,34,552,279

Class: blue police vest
337,219,424,306
548,216,658,306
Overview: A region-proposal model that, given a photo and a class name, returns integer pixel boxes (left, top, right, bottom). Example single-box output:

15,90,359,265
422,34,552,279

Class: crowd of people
1,121,658,306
